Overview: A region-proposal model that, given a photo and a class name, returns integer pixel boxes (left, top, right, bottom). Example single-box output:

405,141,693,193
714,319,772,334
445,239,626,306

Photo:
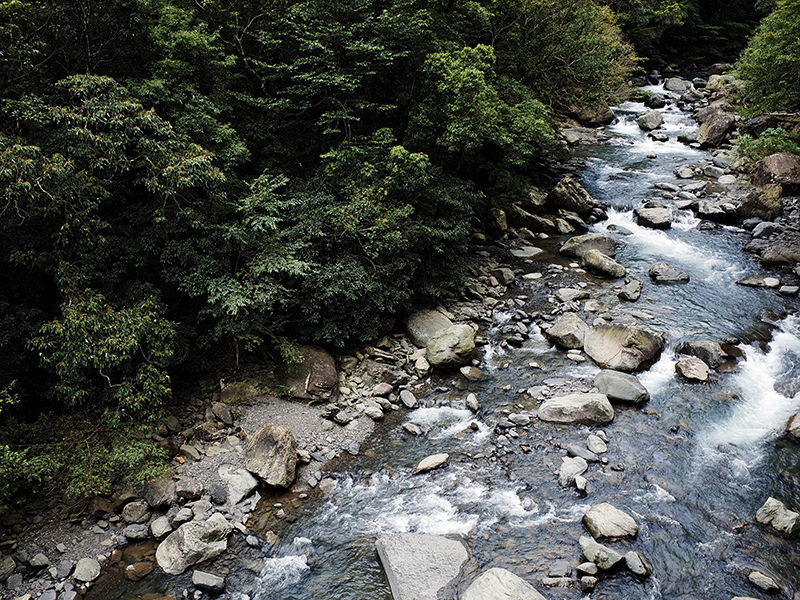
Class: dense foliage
0,0,638,503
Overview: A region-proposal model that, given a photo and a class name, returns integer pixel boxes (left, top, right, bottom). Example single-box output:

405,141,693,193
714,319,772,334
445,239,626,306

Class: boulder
123,524,150,540
664,77,691,93
218,465,258,504
675,357,709,382
787,413,800,440
579,536,624,570
462,568,548,600
538,393,614,425
594,370,649,404
676,340,740,369
625,551,651,577
583,503,638,540
736,275,781,288
151,516,173,539
649,262,689,283
192,570,226,592
582,249,626,278
618,275,642,301
155,513,233,576
760,244,800,265
278,345,338,401
644,95,666,109
245,423,297,488
560,233,617,259
755,497,800,535
634,207,672,229
697,111,735,147
637,110,663,131
583,324,664,372
143,476,177,508
73,558,101,583
754,152,800,194
375,534,467,600
738,184,783,221
426,324,475,368
545,177,602,216
405,309,453,348
559,456,589,487
748,570,780,592
211,401,234,426
122,500,151,524
412,453,449,475
546,313,589,349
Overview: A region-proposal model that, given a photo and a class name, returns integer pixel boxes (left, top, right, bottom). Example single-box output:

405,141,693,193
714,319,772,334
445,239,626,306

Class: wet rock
375,534,467,600
399,390,417,408
755,497,800,535
461,567,548,600
192,570,226,592
582,248,626,278
405,309,453,348
736,275,781,288
155,513,233,576
787,413,800,440
125,561,154,581
676,340,740,369
587,435,607,454
142,476,177,509
583,503,639,540
466,393,480,412
412,453,449,475
581,576,598,593
752,221,783,238
555,288,590,303
754,152,800,194
538,393,614,425
635,207,672,229
583,324,664,372
245,423,297,488
567,444,599,462
151,516,173,539
760,244,800,265
748,570,780,592
218,464,258,504
738,184,783,222
637,110,663,131
73,558,101,583
560,233,617,259
510,245,545,259
426,324,475,368
675,357,709,382
546,176,603,216
664,77,691,93
697,111,735,147
649,261,689,283
546,312,589,350
278,345,338,401
594,370,649,404
123,524,150,540
619,275,643,301
625,551,651,577
122,501,151,524
579,536,624,570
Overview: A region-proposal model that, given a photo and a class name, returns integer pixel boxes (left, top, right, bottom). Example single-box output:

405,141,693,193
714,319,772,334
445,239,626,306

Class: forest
0,0,796,505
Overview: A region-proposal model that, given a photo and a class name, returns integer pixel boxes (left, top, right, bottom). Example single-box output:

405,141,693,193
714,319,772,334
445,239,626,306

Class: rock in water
156,513,233,575
412,453,449,475
545,176,602,216
426,324,475,368
636,110,663,131
546,312,589,349
583,324,664,372
579,536,624,570
787,413,800,440
405,309,453,347
560,233,617,259
245,423,297,487
594,370,649,404
375,534,467,600
675,357,709,382
538,393,614,425
634,207,672,229
559,456,589,487
583,503,639,540
618,275,642,301
676,340,741,369
582,249,626,278
648,262,689,284
462,568,548,600
755,497,800,535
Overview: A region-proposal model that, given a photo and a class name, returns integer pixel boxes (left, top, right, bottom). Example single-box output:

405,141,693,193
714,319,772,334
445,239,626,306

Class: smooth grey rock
582,248,626,278
649,262,689,283
559,456,589,487
637,110,663,131
218,464,258,505
539,394,614,425
583,503,638,539
175,477,204,500
211,401,234,425
560,233,617,259
594,370,649,404
510,245,545,259
463,568,548,600
412,453,449,475
142,476,177,508
375,534,467,600
0,556,15,581
625,551,651,577
736,275,781,288
619,275,643,301
426,324,475,368
56,559,73,579
587,435,607,454
752,221,783,238
546,312,588,349
121,500,151,524
151,515,173,539
245,423,297,488
399,390,417,408
664,77,691,92
546,176,602,216
675,357,709,382
179,444,202,461
29,553,49,567
192,570,226,592
583,324,664,372
123,524,150,540
555,288,590,303
405,309,453,348
748,570,780,592
566,444,599,462
73,558,101,582
635,207,672,229
579,536,624,570
155,513,233,576
755,497,800,535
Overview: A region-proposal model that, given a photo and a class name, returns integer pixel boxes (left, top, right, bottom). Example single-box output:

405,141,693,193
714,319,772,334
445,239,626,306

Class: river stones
676,340,742,369
538,393,614,425
760,244,800,265
748,570,780,592
546,312,589,349
755,497,800,535
649,261,689,283
375,534,467,600
545,176,602,216
156,513,233,575
675,357,709,382
244,423,297,487
559,456,589,486
625,551,651,577
618,275,642,301
736,275,781,288
412,453,449,475
405,309,453,347
583,503,639,540
579,536,624,570
664,77,691,93
73,558,101,583
754,152,800,194
637,110,663,131
462,568,548,600
218,465,258,504
426,324,475,368
594,370,649,404
634,207,672,229
583,324,664,372
738,184,783,221
787,413,800,440
697,111,735,147
560,233,617,259
143,476,178,509
582,248,626,278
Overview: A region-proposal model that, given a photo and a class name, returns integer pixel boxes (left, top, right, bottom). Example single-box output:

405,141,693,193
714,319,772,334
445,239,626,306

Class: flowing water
165,87,800,600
